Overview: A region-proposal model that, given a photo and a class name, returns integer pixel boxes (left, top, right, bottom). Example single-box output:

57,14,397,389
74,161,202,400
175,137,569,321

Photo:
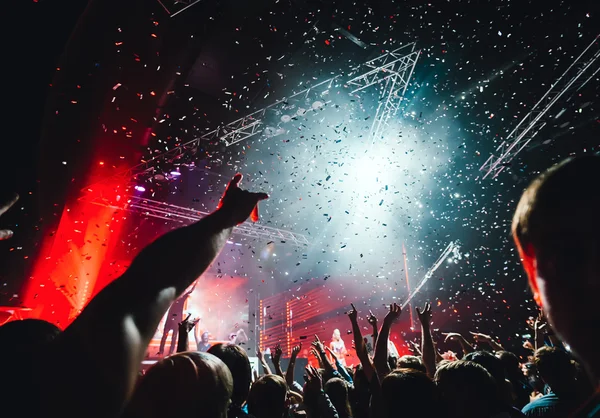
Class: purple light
134,185,146,192
170,171,181,176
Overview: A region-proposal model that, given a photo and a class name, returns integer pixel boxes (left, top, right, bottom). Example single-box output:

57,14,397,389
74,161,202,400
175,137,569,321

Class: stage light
170,170,181,176
134,185,146,192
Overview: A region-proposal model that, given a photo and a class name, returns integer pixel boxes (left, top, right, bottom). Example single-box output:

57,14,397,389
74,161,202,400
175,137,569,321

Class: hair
397,355,427,373
247,374,288,418
0,319,61,357
122,351,233,418
324,377,352,418
208,343,252,408
496,351,530,409
512,156,600,274
533,346,576,395
382,369,439,417
349,364,370,418
0,319,62,416
434,360,497,418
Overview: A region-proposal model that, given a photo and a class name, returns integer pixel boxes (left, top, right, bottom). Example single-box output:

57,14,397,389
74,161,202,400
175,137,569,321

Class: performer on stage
329,328,348,366
157,281,197,356
195,331,211,352
228,329,249,346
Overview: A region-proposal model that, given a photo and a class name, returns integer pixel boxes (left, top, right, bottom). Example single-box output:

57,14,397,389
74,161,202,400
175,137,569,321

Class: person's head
496,351,524,380
397,355,427,373
533,346,576,396
122,352,233,418
464,351,512,407
332,329,340,341
0,319,62,416
350,364,371,418
382,368,439,417
247,374,288,418
512,156,600,377
201,331,210,343
0,319,61,358
324,378,351,418
435,360,496,418
208,343,252,408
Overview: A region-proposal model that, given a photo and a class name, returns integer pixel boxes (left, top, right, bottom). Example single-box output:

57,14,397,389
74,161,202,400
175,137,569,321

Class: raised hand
469,331,493,343
304,365,323,391
178,313,199,333
347,303,358,323
416,302,432,326
257,345,265,361
0,193,19,240
217,173,269,225
367,310,378,326
311,334,325,353
442,332,464,343
273,343,283,363
384,303,402,324
291,343,302,359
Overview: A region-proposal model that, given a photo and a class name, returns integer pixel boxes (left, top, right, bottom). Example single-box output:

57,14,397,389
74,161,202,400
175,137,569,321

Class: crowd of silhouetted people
0,157,599,418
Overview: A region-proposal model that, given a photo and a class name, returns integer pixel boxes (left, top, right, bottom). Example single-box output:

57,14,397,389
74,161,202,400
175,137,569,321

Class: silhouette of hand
217,174,269,225
367,310,377,327
384,303,402,325
273,343,283,363
291,344,302,359
311,335,325,353
416,302,432,326
178,313,199,333
347,303,358,323
442,332,463,343
304,365,323,391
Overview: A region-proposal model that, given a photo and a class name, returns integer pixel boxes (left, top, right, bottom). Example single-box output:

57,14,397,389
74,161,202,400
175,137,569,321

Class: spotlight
134,185,146,192
170,171,182,177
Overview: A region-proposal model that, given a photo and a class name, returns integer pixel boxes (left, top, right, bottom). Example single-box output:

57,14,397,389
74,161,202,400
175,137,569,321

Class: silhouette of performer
157,281,197,355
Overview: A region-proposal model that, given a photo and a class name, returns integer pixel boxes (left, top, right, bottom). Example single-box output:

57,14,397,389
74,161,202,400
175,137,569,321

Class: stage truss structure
346,43,420,142
156,0,202,17
480,34,600,179
401,241,461,311
80,43,421,245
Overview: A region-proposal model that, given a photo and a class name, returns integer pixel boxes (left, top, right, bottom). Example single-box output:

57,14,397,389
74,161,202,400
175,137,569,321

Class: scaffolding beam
401,241,460,310
480,34,600,179
346,43,420,142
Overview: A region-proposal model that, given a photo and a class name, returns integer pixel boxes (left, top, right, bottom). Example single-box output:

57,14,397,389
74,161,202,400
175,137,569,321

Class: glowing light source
134,185,146,192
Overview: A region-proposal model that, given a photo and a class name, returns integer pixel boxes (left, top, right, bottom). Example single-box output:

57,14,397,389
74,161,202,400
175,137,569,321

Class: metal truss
401,241,460,310
480,35,600,179
79,43,422,246
84,194,311,247
156,0,203,17
346,43,420,142
200,76,339,147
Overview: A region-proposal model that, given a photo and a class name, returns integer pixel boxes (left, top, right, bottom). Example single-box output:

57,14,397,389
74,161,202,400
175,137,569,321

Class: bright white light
134,185,146,192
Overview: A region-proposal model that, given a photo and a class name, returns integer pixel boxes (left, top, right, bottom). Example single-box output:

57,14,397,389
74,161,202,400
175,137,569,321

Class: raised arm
176,314,199,353
257,346,272,375
348,303,375,382
416,303,436,379
271,343,285,377
286,343,302,388
443,332,474,356
469,331,505,352
367,310,378,344
47,174,267,418
373,303,401,378
312,335,335,378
